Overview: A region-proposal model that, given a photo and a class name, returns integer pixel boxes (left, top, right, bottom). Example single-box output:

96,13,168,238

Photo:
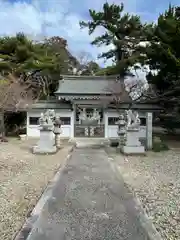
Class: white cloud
0,0,97,41
0,0,151,78
0,0,111,63
0,0,71,38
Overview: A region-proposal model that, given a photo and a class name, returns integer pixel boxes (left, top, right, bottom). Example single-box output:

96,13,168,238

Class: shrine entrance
74,106,105,138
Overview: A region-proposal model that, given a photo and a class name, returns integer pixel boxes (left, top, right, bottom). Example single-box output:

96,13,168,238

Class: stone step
74,138,109,148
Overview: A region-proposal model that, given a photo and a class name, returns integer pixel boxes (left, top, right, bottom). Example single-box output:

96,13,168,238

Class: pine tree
0,33,70,97
145,5,180,91
80,3,145,77
143,5,180,131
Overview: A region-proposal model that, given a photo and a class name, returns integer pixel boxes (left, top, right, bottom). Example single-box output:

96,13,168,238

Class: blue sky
0,0,179,66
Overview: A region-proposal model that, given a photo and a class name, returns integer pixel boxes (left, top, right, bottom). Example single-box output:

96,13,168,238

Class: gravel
0,138,72,240
111,148,180,240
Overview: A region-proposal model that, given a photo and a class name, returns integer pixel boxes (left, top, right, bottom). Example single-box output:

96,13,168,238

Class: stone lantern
53,117,62,149
116,114,126,149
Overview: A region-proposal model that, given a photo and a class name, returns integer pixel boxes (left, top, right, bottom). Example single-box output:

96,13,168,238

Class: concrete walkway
27,148,150,240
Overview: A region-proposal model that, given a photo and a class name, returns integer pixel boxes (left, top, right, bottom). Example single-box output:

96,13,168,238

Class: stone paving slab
27,148,150,240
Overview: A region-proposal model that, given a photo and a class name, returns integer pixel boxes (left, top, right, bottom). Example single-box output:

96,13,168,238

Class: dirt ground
0,138,72,240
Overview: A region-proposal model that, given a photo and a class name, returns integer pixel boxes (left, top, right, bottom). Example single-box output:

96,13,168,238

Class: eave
56,94,112,101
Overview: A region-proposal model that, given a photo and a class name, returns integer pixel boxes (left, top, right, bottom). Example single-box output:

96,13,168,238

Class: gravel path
0,139,71,240
110,148,180,240
27,148,149,240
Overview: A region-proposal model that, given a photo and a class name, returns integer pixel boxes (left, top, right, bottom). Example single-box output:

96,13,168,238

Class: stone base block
19,134,27,141
75,138,105,148
121,145,145,155
32,145,57,155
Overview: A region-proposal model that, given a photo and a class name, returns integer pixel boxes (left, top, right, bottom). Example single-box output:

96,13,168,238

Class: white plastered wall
27,109,74,138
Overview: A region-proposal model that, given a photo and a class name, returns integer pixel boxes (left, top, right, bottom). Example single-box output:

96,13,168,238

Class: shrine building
26,75,161,149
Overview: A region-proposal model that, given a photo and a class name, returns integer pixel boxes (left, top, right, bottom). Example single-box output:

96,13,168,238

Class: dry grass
0,138,72,240
110,146,180,240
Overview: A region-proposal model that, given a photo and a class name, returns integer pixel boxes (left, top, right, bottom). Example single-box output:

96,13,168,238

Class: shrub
152,137,169,152
110,140,119,147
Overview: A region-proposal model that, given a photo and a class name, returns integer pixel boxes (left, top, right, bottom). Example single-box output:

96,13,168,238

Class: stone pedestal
122,145,145,154
125,129,141,146
121,127,145,155
33,129,57,154
19,134,27,141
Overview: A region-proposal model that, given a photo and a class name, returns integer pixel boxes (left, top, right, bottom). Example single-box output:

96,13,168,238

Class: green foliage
0,33,57,75
110,139,119,147
152,137,169,152
80,2,146,77
83,61,101,75
0,33,102,99
142,5,180,130
4,112,26,136
95,65,118,75
0,34,80,98
144,5,180,94
79,2,180,131
43,36,75,75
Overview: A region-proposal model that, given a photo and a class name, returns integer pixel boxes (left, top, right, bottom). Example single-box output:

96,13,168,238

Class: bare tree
20,70,58,99
0,74,36,140
76,51,92,65
70,51,99,76
103,76,155,113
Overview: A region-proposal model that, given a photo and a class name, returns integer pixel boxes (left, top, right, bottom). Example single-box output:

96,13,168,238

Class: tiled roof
55,75,121,95
54,75,158,104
